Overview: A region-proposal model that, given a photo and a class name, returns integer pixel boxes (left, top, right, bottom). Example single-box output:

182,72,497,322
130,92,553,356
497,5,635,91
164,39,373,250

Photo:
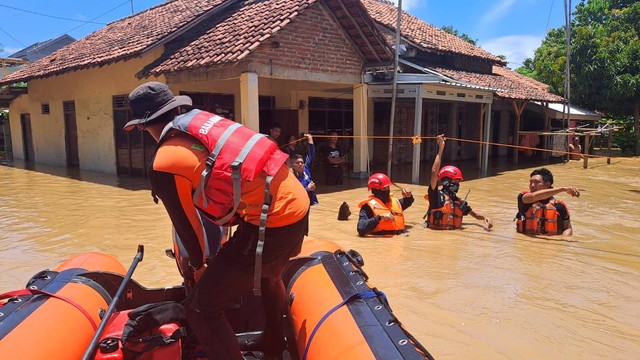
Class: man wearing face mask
357,173,414,236
425,135,493,230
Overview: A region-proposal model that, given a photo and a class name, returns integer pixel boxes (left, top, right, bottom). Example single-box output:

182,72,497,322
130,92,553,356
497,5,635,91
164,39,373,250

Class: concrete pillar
239,72,259,131
353,83,369,177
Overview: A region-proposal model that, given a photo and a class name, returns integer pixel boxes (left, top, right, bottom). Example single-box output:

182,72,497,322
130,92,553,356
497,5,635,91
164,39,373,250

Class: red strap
0,289,98,330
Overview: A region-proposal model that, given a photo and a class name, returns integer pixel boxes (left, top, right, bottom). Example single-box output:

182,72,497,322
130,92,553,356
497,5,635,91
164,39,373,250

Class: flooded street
1,157,639,359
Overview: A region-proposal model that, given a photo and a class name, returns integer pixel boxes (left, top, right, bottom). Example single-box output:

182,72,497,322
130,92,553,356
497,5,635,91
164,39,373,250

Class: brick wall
249,3,364,77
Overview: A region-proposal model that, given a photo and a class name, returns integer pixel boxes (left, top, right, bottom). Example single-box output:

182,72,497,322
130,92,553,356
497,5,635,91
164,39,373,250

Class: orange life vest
160,109,288,226
516,195,563,235
358,195,405,234
159,109,289,296
426,195,464,230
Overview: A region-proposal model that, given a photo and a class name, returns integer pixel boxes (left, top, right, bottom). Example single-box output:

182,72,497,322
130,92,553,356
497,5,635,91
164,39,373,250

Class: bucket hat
123,82,192,131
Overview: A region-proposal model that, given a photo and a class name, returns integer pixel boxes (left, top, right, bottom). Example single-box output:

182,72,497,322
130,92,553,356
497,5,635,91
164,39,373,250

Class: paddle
81,244,144,360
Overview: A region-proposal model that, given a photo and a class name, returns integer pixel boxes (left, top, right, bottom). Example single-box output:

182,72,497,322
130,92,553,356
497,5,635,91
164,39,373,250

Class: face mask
372,189,391,203
442,179,459,197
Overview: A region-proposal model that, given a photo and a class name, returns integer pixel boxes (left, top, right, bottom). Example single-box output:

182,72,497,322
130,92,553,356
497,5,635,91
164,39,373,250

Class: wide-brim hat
123,81,192,132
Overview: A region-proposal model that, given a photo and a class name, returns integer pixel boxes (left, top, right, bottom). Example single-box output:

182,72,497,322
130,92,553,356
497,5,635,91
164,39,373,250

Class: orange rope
286,134,627,161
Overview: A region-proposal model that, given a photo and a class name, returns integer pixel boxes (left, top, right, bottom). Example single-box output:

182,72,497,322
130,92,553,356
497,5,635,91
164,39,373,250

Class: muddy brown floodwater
1,157,639,359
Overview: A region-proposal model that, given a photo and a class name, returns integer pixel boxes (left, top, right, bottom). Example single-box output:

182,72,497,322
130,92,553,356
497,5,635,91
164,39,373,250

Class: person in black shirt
516,167,581,236
321,131,346,185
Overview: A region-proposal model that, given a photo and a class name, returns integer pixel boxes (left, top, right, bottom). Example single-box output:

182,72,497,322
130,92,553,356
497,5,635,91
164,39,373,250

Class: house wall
248,3,364,81
8,48,165,173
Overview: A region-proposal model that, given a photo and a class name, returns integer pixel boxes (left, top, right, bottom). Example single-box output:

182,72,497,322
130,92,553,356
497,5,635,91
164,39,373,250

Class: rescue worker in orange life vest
425,135,493,230
357,173,414,236
123,82,309,359
516,167,580,236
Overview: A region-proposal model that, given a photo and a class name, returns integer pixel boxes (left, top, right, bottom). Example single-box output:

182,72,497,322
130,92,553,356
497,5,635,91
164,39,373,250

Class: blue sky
0,0,576,68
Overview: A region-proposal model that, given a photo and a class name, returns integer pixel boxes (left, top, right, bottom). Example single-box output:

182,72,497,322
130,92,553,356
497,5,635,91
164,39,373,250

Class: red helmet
368,173,392,190
437,165,463,182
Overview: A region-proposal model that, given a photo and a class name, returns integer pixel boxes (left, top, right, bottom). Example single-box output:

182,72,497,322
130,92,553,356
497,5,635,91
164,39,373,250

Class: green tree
530,0,640,154
441,25,477,45
515,57,537,78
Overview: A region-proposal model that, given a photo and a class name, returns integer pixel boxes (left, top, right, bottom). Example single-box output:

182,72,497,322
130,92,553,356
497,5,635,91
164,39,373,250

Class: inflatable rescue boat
0,240,434,359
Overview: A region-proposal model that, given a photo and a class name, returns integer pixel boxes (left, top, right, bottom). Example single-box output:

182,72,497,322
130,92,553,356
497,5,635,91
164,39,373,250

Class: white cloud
479,35,543,68
479,0,517,27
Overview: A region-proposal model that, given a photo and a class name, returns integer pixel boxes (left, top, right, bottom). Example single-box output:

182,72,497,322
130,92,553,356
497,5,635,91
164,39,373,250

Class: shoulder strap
193,122,243,208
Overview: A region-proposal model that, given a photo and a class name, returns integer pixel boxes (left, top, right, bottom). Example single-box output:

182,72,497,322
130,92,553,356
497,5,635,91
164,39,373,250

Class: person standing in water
357,173,414,236
516,167,581,236
424,135,493,230
291,134,318,205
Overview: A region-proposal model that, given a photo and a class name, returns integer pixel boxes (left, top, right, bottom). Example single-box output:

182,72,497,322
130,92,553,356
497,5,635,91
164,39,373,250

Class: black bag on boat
120,301,188,359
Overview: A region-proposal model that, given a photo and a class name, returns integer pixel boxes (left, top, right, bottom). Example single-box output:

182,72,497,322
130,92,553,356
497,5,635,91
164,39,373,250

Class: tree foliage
441,25,477,45
522,0,640,154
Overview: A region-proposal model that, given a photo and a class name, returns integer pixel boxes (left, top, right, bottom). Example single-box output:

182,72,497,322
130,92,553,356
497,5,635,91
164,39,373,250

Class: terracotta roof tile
0,0,224,84
1,0,561,105
361,0,505,64
433,65,565,102
150,0,316,74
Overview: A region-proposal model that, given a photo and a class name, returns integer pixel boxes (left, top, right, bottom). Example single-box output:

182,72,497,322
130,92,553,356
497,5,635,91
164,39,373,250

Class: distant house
1,34,75,162
0,0,589,180
9,34,76,63
1,35,76,80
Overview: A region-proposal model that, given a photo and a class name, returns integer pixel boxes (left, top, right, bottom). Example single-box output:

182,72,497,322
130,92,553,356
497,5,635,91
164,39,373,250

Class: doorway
20,113,34,162
64,101,79,167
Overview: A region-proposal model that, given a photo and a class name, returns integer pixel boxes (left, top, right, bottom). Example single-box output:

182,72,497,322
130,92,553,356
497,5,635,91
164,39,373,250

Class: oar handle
81,245,144,360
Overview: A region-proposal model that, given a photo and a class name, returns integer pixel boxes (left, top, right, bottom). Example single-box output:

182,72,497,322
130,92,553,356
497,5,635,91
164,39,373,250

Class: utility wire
62,1,132,36
0,25,26,49
545,0,555,31
0,4,107,24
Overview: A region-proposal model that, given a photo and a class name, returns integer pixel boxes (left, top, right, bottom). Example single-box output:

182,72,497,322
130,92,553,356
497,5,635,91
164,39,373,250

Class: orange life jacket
159,109,289,296
516,195,563,235
160,109,288,226
358,195,405,234
426,195,464,230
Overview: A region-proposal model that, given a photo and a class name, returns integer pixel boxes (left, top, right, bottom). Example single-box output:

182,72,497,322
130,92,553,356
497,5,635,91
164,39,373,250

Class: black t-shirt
321,145,344,165
517,193,570,220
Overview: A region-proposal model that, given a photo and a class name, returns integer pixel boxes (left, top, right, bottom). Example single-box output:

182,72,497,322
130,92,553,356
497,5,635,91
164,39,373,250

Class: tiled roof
361,0,505,64
433,65,565,102
0,0,561,104
150,0,320,74
0,0,224,85
0,0,388,84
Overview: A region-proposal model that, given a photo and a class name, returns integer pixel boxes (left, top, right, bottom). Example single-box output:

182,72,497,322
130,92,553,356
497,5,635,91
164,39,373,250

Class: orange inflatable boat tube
0,253,126,360
285,239,434,360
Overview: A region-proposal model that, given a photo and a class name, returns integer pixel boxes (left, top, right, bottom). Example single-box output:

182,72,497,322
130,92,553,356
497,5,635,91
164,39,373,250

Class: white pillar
239,72,259,131
353,83,369,177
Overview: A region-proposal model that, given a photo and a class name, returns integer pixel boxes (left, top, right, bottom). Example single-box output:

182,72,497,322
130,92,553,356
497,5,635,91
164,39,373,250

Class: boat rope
0,288,98,330
301,290,380,360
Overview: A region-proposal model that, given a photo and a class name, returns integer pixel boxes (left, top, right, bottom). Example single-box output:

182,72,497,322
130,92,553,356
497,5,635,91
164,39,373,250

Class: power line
546,0,555,31
62,1,132,36
0,25,26,49
0,4,107,25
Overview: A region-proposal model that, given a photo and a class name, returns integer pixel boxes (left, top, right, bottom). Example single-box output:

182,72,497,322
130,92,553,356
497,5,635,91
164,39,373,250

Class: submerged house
0,0,582,182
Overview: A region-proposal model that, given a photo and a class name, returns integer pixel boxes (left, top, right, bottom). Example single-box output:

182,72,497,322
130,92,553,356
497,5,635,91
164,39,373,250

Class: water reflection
1,157,639,359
